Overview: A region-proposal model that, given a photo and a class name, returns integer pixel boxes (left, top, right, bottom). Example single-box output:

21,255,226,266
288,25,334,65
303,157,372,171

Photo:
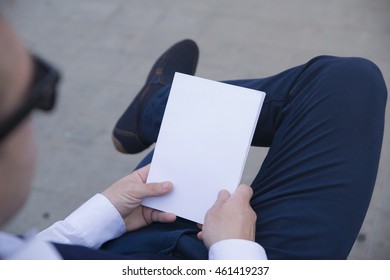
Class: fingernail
162,182,172,190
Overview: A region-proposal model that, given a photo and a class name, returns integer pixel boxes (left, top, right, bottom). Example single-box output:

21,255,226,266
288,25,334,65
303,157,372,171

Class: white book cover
142,73,266,224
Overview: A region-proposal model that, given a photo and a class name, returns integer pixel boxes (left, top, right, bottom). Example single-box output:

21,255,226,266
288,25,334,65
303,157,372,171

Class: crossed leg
105,56,387,259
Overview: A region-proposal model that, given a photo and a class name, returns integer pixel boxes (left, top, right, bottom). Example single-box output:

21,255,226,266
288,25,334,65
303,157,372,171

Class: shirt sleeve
208,239,268,260
37,194,126,249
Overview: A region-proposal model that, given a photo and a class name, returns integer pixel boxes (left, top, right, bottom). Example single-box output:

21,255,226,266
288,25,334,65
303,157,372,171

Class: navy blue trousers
101,56,387,260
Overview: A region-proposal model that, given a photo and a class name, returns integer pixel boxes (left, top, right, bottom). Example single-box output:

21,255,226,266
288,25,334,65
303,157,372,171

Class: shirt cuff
38,194,126,248
209,239,267,260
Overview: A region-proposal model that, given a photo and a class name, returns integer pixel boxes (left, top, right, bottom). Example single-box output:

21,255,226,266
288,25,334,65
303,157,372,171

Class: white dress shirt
0,194,267,260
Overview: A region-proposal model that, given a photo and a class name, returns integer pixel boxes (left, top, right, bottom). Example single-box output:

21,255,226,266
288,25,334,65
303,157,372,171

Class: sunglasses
0,54,61,142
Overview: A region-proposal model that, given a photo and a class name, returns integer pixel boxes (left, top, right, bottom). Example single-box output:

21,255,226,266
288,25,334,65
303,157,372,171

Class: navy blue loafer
112,39,199,154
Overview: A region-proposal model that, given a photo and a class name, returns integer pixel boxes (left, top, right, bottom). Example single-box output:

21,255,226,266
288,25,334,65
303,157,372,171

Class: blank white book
142,73,266,224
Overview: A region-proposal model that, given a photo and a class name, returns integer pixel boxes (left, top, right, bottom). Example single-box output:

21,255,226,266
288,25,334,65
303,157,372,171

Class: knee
333,57,385,87
313,56,387,110
341,57,386,111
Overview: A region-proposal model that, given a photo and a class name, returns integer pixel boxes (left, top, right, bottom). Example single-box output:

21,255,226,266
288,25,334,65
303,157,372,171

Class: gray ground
2,0,389,259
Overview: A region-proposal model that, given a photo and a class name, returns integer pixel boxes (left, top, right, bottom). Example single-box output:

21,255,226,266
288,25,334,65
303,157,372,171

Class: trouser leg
234,56,387,259
113,56,387,259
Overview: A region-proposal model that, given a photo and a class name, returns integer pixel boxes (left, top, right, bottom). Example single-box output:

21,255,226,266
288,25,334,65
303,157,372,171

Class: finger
197,223,203,230
197,231,203,241
150,210,176,223
134,181,173,199
210,189,230,209
147,181,173,195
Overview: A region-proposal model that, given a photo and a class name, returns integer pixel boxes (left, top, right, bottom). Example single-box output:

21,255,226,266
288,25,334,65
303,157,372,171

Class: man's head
0,14,36,226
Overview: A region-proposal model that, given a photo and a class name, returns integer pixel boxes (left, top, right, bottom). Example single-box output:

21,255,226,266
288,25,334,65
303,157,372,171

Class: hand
102,165,176,232
197,184,256,249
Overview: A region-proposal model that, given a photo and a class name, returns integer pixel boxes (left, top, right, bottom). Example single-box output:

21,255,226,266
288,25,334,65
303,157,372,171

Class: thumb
138,181,173,199
213,189,231,206
234,184,253,202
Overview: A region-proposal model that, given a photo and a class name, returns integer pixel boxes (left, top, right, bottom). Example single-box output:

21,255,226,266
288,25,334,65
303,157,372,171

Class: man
1,13,387,259
0,15,264,259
